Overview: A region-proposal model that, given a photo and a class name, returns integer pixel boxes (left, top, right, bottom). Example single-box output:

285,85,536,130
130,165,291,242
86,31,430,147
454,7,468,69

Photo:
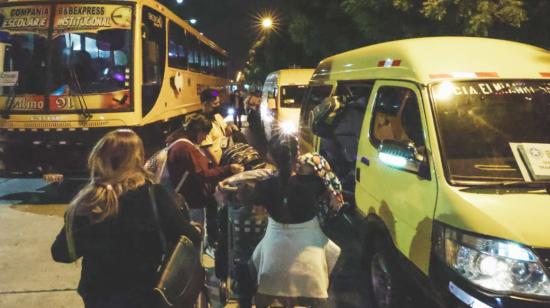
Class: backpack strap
175,171,189,193
166,138,200,193
149,184,168,254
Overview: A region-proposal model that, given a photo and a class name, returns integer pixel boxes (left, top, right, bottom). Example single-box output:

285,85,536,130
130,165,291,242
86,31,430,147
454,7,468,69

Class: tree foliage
283,0,547,61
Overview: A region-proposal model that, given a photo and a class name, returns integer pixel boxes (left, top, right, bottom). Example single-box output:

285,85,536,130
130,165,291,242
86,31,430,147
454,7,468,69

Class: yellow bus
0,0,230,177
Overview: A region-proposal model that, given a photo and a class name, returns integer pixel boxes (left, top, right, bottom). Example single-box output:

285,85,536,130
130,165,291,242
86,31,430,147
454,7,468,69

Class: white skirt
251,217,341,299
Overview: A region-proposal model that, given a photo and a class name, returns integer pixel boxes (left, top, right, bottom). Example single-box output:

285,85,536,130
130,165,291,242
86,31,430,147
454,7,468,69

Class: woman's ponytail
268,134,298,188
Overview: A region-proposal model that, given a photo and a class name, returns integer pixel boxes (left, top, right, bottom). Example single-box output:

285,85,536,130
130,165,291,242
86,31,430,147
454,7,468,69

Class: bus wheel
365,235,404,308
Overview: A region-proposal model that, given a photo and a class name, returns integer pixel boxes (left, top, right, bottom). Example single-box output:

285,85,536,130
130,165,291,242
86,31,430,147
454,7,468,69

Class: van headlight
434,223,550,297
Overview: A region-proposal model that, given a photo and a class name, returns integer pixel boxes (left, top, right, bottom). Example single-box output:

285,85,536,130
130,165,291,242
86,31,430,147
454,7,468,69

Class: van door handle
360,156,370,166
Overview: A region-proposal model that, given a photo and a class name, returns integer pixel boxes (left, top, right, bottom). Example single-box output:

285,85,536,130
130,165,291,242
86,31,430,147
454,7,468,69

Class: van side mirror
378,140,430,179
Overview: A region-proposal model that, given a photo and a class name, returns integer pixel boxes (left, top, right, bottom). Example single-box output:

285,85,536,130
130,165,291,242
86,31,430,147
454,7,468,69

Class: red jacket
167,141,231,209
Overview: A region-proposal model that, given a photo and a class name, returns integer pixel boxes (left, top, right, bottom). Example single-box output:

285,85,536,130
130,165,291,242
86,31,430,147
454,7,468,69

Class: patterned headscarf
297,153,344,211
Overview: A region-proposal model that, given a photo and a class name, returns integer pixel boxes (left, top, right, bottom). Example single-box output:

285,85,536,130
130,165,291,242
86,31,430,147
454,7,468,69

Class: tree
341,0,530,39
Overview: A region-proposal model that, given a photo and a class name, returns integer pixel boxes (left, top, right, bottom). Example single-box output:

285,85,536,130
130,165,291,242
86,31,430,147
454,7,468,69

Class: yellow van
260,68,314,136
299,37,550,307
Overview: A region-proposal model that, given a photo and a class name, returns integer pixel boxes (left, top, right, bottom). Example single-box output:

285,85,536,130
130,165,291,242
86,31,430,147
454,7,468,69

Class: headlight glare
435,224,550,297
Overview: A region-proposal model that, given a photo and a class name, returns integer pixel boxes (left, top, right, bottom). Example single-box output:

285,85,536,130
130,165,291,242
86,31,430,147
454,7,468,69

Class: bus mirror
97,29,126,51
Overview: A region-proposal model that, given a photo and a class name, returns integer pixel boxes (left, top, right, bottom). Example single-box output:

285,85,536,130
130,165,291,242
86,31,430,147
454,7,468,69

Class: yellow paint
303,37,550,275
0,0,229,130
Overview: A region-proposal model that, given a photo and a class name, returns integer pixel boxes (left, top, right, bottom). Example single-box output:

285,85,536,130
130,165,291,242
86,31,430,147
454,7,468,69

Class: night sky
165,0,277,78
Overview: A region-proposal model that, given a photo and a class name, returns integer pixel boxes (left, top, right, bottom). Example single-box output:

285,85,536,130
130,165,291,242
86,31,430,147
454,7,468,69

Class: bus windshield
280,85,307,108
431,80,550,184
0,3,133,113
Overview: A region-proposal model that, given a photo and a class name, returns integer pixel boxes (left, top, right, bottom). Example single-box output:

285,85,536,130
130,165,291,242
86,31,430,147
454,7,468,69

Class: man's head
183,113,213,144
200,88,221,115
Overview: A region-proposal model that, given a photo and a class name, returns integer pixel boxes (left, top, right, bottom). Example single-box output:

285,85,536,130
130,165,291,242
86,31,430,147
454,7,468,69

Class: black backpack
310,96,347,138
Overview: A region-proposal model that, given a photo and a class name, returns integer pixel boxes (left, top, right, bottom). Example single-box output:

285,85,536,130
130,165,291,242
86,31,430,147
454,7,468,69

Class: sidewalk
0,203,81,307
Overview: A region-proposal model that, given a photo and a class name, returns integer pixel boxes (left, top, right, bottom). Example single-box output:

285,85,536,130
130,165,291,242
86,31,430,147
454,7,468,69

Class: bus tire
364,234,405,308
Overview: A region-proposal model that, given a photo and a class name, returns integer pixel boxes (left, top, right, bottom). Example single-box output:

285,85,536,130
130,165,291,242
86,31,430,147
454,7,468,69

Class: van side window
370,86,425,148
300,85,333,124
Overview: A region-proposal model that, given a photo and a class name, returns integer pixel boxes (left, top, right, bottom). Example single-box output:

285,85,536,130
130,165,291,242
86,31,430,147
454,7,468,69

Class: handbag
149,185,205,307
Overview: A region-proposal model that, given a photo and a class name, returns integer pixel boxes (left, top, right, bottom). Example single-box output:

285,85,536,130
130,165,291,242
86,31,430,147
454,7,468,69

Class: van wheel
365,235,404,308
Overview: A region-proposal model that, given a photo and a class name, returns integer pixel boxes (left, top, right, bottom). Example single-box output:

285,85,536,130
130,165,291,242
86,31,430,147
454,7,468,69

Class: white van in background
260,68,314,137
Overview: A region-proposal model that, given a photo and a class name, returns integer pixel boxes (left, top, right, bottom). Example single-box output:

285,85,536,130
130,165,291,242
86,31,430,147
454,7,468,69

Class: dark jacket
51,183,200,300
167,140,231,209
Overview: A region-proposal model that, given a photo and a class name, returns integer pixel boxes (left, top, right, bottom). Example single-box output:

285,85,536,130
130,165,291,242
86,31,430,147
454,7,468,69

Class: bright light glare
280,121,297,135
262,18,273,29
435,81,455,101
379,152,407,168
227,108,235,116
499,242,533,262
478,255,499,276
176,0,183,4
189,18,197,24
253,11,279,33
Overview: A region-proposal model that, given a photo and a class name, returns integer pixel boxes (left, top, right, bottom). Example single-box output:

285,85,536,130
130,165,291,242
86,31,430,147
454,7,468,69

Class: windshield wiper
456,180,550,189
67,41,92,120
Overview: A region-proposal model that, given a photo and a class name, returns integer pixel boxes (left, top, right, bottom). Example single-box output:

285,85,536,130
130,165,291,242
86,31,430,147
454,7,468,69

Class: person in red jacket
167,113,243,244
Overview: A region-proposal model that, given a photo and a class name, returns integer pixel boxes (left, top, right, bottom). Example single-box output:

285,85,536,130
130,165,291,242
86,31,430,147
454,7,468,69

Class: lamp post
242,14,277,86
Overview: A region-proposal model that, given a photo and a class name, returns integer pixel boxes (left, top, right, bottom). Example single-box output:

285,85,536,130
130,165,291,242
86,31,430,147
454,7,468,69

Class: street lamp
176,0,184,4
261,17,273,30
189,18,197,25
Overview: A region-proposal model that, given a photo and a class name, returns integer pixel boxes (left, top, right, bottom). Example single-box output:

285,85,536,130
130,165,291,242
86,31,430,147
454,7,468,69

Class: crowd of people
51,88,344,308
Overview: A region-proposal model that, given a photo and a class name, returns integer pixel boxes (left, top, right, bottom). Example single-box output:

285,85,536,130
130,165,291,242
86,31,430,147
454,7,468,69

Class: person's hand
230,164,244,174
225,125,233,136
190,222,204,236
228,123,239,132
329,195,344,213
217,180,237,192
252,205,267,218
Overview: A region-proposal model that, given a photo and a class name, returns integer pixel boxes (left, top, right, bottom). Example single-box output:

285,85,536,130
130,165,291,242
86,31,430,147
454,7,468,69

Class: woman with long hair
251,133,343,308
51,129,201,308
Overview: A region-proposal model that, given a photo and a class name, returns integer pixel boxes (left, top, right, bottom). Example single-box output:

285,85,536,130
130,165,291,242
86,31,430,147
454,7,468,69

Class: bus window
188,35,200,72
200,43,209,74
142,6,165,116
168,21,188,69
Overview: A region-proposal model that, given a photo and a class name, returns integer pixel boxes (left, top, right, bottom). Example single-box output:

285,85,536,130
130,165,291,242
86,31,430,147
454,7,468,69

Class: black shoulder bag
149,185,205,307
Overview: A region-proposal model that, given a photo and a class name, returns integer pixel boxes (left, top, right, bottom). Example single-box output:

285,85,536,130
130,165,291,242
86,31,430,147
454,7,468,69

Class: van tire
365,234,405,308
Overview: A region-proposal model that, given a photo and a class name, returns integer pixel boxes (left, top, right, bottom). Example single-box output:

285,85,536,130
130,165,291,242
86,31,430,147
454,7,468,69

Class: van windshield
280,85,307,108
431,80,550,183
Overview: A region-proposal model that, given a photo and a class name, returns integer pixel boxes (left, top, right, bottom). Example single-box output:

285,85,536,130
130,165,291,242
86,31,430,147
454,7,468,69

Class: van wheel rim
371,253,392,308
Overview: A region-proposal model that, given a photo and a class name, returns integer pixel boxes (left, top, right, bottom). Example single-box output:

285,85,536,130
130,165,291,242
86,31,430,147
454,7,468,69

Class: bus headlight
434,223,550,296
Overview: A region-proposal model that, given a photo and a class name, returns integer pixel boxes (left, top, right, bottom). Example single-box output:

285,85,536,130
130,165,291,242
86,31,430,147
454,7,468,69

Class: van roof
312,37,550,85
268,69,315,86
